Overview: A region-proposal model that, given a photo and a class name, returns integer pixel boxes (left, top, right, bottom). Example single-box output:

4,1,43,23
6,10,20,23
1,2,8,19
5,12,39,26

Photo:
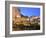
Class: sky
18,7,40,17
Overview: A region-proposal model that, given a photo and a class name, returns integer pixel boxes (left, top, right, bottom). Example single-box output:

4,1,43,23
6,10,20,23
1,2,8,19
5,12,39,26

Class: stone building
12,7,21,24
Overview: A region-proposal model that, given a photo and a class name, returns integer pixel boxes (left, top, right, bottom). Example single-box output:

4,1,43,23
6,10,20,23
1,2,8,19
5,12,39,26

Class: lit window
17,15,20,17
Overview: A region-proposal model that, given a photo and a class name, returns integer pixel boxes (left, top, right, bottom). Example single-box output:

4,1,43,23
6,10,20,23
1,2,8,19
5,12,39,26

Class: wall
0,0,46,38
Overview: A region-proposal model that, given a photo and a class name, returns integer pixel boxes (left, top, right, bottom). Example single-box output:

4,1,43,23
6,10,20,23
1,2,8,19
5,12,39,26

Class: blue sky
18,7,40,17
